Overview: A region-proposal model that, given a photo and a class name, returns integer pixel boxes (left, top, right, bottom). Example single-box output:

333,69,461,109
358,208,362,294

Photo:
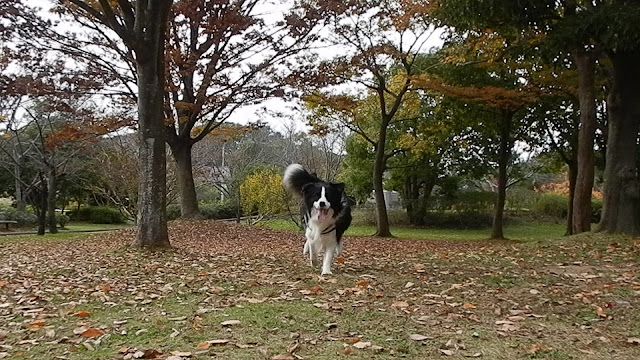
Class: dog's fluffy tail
283,164,319,197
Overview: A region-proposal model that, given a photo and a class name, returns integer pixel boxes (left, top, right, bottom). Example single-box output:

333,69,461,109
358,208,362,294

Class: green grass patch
259,218,566,242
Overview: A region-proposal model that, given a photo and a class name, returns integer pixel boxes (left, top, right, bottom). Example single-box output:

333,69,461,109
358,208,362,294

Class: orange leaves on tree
412,74,541,112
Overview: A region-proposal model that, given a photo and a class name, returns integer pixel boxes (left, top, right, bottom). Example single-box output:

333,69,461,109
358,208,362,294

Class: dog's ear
332,182,345,193
301,183,314,195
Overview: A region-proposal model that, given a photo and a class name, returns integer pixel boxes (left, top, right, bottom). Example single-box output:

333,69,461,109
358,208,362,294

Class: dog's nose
319,201,326,208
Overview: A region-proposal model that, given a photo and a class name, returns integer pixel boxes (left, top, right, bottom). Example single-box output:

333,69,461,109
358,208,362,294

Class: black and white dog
283,164,352,275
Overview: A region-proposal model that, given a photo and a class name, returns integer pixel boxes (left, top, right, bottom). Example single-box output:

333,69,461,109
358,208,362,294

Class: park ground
0,220,640,360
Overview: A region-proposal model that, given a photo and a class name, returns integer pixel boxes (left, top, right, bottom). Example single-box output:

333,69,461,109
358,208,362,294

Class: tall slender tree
63,0,173,247
303,0,438,237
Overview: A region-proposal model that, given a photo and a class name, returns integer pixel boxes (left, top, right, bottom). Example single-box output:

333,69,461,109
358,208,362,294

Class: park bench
0,220,17,230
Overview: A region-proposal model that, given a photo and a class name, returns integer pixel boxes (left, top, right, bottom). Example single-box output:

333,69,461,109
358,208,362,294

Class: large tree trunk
132,5,171,248
566,161,578,235
37,183,47,236
372,119,392,237
491,112,512,239
170,141,201,219
572,51,597,234
598,51,640,235
47,167,58,234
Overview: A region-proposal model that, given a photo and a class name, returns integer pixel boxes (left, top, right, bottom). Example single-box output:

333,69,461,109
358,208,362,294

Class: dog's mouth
316,208,329,221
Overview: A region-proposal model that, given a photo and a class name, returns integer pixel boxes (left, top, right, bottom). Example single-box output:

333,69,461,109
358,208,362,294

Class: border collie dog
283,164,352,275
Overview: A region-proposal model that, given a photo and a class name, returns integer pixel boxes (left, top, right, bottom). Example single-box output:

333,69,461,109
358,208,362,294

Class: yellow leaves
239,169,287,218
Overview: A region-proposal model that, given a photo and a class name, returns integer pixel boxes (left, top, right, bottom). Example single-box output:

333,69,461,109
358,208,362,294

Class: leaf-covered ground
1,220,639,359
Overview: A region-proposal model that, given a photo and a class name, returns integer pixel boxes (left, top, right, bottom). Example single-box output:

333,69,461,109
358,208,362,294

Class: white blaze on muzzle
314,186,331,221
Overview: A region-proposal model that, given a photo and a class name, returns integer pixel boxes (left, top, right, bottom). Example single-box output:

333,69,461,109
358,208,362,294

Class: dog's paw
321,269,333,275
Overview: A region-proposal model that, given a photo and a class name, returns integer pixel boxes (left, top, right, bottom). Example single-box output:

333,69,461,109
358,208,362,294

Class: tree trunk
372,119,392,237
572,51,597,234
131,6,171,248
37,184,47,236
491,112,512,239
170,141,201,219
566,161,578,235
47,167,58,234
598,51,640,235
14,155,25,212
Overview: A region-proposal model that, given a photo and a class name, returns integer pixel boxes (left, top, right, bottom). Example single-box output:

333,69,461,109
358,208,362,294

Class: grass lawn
0,221,132,235
62,221,133,232
258,218,567,242
0,220,639,359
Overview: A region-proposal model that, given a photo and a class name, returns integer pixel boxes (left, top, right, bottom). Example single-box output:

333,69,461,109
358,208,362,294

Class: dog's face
302,182,345,222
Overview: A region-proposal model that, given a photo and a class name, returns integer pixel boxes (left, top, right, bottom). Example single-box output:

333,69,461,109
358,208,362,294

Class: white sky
28,0,444,134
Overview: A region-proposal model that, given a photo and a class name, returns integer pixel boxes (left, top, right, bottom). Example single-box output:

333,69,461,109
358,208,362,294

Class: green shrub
430,191,495,214
69,206,125,224
0,208,38,227
533,193,568,219
69,207,92,221
56,213,70,228
200,201,238,220
591,198,603,223
89,206,125,224
424,211,494,229
166,204,181,220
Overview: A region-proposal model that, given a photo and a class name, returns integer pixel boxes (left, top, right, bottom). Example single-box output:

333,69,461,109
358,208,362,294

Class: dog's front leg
321,244,335,275
303,240,309,255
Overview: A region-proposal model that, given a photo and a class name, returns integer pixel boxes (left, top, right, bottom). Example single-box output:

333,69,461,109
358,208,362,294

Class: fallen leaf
356,280,370,287
463,303,477,309
271,355,295,360
207,339,230,346
391,301,409,308
409,334,430,341
336,257,345,264
440,349,454,356
344,346,353,355
353,341,371,349
170,351,192,357
595,306,607,318
196,342,211,349
73,311,91,317
527,344,552,354
344,337,361,343
627,337,640,345
80,328,104,338
220,320,241,326
463,352,482,357
28,320,45,331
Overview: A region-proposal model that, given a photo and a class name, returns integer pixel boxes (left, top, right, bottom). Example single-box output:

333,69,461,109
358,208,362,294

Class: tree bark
14,152,25,211
170,141,202,219
566,161,578,235
131,2,172,248
372,119,392,237
37,182,47,236
598,50,640,235
572,51,597,234
491,112,512,239
47,167,58,234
